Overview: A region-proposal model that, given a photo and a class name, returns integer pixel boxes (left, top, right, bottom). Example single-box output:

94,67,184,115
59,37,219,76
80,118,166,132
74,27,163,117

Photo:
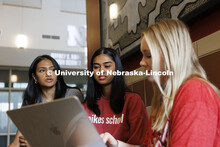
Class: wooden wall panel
144,79,153,107
199,51,220,89
86,0,100,69
132,80,145,104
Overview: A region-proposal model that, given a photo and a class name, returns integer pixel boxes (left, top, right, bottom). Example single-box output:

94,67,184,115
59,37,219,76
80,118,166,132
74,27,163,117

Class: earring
35,80,38,84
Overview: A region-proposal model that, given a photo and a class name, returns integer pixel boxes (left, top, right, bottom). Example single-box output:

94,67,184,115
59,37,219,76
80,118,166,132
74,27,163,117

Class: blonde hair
142,19,219,131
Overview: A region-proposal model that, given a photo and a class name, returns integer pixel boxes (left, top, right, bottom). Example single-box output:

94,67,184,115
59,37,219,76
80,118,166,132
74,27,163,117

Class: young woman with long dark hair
9,55,83,147
83,47,148,145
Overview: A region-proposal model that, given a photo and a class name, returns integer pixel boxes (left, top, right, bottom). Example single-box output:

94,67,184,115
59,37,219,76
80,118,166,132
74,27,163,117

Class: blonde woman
101,19,220,147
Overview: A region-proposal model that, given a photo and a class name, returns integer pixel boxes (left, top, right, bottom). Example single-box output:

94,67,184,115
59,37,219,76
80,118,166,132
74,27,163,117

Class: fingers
100,132,110,144
19,136,28,146
19,137,27,143
26,141,32,147
100,132,118,147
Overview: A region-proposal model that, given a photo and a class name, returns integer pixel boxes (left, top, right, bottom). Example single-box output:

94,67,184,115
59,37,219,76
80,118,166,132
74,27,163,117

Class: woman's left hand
19,136,31,147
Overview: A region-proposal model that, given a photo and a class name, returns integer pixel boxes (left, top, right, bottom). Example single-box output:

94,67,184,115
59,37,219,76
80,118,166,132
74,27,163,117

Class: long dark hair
23,55,68,105
85,47,126,116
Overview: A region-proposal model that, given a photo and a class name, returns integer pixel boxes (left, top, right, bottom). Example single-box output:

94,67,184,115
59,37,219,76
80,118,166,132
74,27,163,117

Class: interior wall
0,0,86,52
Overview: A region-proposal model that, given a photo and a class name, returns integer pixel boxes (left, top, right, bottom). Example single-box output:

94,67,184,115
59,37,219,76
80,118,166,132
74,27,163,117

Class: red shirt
83,92,148,145
143,78,220,146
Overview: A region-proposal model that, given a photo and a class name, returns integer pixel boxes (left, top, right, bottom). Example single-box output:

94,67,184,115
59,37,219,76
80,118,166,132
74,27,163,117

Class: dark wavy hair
22,55,68,105
85,47,126,116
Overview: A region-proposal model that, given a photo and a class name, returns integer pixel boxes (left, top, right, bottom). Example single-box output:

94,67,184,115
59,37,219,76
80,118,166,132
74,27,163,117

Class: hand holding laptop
19,136,31,147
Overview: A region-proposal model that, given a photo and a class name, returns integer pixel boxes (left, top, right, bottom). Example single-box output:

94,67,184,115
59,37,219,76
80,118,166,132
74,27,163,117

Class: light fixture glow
109,3,118,19
16,34,28,49
11,75,18,83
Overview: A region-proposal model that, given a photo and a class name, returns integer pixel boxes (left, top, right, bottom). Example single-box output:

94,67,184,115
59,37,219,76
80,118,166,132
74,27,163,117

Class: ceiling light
11,75,18,83
16,34,28,49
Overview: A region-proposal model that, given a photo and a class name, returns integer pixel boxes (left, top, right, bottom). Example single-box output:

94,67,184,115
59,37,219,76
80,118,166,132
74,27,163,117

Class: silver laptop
7,96,106,147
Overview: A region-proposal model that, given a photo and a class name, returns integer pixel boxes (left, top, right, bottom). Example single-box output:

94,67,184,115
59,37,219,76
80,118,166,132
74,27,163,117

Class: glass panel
63,69,87,90
83,84,87,99
0,136,7,147
10,135,15,144
0,69,9,88
11,69,28,88
10,91,23,133
66,83,77,87
0,91,9,134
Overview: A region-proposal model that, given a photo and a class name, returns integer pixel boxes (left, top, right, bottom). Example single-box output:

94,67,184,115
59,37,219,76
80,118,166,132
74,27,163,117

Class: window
0,68,28,146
